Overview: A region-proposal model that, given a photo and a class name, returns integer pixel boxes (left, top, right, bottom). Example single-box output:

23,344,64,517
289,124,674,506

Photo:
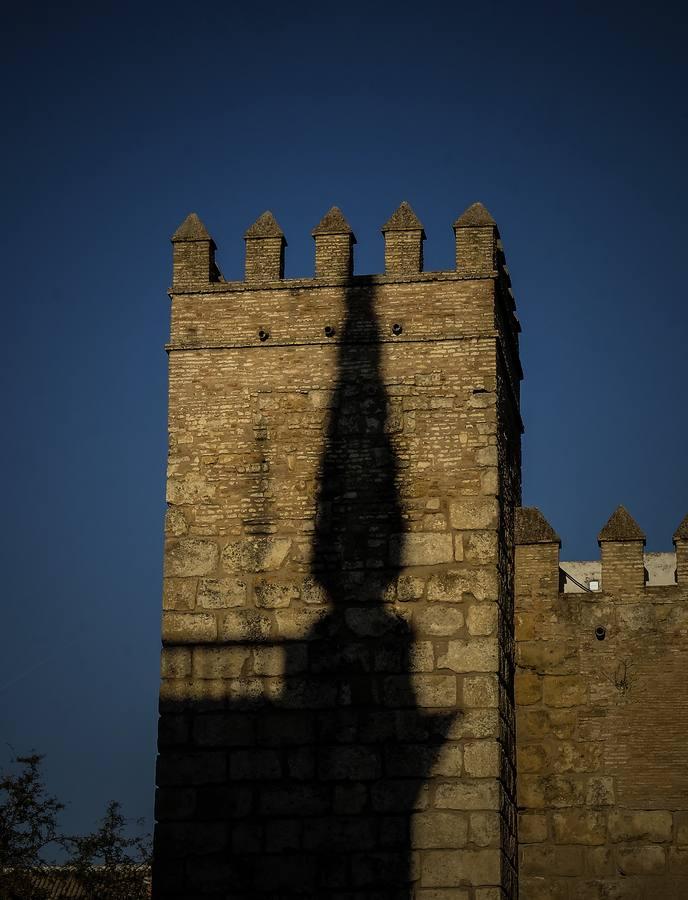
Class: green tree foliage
0,753,151,899
0,753,63,898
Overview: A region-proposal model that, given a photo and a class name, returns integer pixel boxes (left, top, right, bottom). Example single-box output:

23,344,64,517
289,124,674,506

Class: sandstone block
301,576,327,605
254,579,299,608
197,577,247,608
438,638,498,673
463,531,498,563
166,471,216,505
397,573,426,601
319,746,381,781
221,537,291,573
274,607,325,639
165,538,219,577
192,646,250,679
515,671,542,705
464,740,500,777
163,577,196,610
161,647,192,679
412,811,469,849
162,611,217,643
463,675,499,708
517,641,577,675
466,604,498,636
519,812,548,843
427,571,467,602
447,709,499,740
469,811,501,847
192,713,253,747
552,809,606,845
219,610,272,641
164,507,188,537
520,843,584,876
409,674,458,707
265,643,309,675
230,749,281,780
416,606,464,636
585,775,615,806
616,845,666,875
390,533,454,566
449,498,499,530
421,848,500,887
434,779,500,811
608,809,673,843
542,675,586,707
345,606,400,636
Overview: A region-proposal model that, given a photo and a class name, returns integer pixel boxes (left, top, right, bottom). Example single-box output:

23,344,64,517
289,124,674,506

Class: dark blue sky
2,1,686,838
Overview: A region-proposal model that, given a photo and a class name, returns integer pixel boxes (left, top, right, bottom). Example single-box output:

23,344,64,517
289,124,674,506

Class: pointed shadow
154,280,454,899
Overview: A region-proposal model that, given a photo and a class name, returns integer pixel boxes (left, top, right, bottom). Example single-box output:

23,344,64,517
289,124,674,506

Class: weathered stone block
542,675,586,707
421,848,501,887
469,811,501,846
221,537,291,573
254,579,300,608
162,611,217,643
463,674,499,708
466,604,498,635
616,844,666,875
434,779,500,810
515,671,542,705
412,811,469,848
449,498,499,530
397,573,425,601
608,809,673,843
438,638,498,672
192,646,250,679
165,538,219,577
218,610,272,641
161,646,192,678
464,740,500,777
390,533,454,566
163,577,196,610
519,812,548,843
552,809,606,845
416,606,464,636
197,577,247,608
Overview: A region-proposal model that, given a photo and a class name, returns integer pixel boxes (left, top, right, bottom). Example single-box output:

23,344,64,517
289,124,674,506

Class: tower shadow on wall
238,280,453,897
154,281,455,899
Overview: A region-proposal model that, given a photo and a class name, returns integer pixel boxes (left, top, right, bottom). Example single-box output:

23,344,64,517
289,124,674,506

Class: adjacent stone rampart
515,507,688,899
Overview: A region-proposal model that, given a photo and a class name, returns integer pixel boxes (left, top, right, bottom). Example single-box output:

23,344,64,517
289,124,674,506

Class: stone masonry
515,506,688,899
154,202,687,900
154,202,522,898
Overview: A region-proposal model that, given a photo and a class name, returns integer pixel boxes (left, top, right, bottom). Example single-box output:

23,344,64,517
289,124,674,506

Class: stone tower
154,201,523,898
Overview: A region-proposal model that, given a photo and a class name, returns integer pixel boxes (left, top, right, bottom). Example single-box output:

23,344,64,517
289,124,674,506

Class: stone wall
153,203,522,898
515,507,688,899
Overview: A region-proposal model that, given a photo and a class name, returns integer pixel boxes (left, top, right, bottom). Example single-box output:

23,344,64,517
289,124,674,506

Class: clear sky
1,0,686,839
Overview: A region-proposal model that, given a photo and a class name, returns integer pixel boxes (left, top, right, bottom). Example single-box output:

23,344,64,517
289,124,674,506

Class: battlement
170,201,513,290
515,505,688,595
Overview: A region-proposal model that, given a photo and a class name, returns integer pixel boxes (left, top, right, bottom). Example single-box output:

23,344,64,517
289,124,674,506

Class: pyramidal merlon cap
382,201,425,234
312,206,355,238
674,512,688,542
171,212,212,242
515,507,560,545
453,202,497,228
598,505,646,542
244,211,284,239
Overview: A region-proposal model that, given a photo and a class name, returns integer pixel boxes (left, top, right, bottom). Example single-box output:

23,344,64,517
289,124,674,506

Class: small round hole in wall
258,329,269,342
324,325,335,338
392,323,403,336
595,626,606,641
